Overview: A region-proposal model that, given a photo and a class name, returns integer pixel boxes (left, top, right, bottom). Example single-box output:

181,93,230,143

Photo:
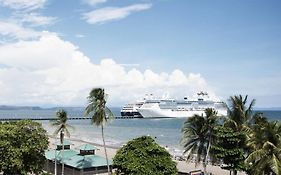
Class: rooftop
63,154,112,169
45,144,112,169
45,149,78,161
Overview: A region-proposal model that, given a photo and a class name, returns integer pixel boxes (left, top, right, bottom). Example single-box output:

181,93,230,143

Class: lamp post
55,150,57,175
55,137,57,175
61,129,65,175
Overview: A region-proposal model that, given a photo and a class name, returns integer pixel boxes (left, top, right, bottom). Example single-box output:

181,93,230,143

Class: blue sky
0,0,280,107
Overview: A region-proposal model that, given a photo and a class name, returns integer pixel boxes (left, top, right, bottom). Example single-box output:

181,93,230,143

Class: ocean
0,108,280,154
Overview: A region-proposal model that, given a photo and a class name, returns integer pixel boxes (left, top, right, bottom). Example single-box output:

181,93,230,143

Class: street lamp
54,137,57,175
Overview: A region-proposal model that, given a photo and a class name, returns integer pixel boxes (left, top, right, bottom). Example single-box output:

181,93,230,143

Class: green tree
113,136,177,175
247,113,269,151
246,121,281,175
84,87,114,174
50,109,72,175
181,108,219,173
0,120,49,175
212,125,246,175
221,95,256,175
227,95,255,131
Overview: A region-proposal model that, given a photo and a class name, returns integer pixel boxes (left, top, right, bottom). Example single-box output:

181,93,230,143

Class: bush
113,136,177,175
0,120,49,174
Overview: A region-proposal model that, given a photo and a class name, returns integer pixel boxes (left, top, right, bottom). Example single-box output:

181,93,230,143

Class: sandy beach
48,136,246,175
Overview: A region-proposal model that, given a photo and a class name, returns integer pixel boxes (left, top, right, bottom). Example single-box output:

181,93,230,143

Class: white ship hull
137,103,227,118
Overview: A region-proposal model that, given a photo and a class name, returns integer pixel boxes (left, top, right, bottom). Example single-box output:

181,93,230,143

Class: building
44,140,112,175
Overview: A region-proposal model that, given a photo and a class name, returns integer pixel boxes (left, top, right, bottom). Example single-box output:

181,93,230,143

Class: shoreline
48,135,121,150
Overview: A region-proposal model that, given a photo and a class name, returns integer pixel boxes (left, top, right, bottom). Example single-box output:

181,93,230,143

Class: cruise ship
120,100,145,118
120,94,157,118
121,92,228,118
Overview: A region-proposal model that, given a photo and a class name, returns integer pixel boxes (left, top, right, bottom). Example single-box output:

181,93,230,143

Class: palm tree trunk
55,147,57,175
203,138,211,174
55,157,57,175
204,136,211,173
61,129,65,175
62,142,64,175
102,125,111,175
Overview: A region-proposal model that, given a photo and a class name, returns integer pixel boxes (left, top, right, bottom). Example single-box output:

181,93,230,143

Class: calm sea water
0,108,280,153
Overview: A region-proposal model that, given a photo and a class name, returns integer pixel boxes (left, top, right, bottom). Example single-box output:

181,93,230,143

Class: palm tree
247,113,269,150
227,95,255,131
181,108,219,173
51,109,72,175
246,121,281,175
84,88,114,175
224,95,255,175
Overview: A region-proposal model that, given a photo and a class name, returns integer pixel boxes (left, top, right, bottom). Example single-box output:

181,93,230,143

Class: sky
0,0,280,107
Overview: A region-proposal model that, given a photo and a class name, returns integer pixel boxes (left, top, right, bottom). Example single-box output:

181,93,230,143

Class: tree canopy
246,120,281,175
212,125,247,174
0,120,49,175
179,94,281,175
113,136,177,175
84,87,114,174
50,109,73,175
181,108,219,173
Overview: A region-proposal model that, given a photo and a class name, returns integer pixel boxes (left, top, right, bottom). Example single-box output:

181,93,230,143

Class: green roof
45,148,112,169
45,149,78,161
77,144,98,151
63,155,113,169
55,139,72,146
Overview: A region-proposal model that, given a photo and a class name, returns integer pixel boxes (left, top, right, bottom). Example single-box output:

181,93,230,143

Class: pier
0,116,139,121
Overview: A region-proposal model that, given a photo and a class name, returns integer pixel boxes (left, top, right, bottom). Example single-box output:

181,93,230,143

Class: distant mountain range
0,105,121,111
0,105,87,110
0,105,42,110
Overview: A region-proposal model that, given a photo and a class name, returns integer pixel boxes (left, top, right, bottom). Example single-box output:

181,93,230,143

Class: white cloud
0,33,215,106
21,13,57,26
82,3,152,24
83,0,107,6
0,21,43,40
0,0,46,11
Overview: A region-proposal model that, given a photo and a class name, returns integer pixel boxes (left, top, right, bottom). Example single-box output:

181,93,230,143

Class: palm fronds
181,108,219,171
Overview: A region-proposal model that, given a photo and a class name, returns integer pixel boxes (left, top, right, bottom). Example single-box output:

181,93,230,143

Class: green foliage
181,108,219,169
84,87,114,126
212,125,247,172
247,113,270,150
227,95,255,131
84,87,114,174
180,94,281,175
246,120,281,175
217,95,256,174
113,136,177,175
50,109,73,144
0,120,49,175
50,109,73,175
